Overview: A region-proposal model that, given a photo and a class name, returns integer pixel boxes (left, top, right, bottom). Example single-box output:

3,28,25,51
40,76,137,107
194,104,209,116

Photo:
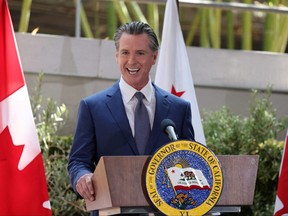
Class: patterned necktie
134,92,150,155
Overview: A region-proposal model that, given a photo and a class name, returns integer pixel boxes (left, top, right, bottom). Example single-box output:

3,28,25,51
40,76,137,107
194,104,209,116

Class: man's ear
153,51,158,64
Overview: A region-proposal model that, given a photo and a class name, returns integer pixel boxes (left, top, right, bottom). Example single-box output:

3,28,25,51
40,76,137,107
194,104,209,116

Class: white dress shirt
119,77,156,136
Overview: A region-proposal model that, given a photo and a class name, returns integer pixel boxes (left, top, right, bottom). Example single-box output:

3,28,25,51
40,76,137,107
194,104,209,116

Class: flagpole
165,167,178,196
165,167,183,207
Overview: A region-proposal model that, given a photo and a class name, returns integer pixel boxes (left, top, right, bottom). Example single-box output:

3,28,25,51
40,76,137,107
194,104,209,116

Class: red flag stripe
0,0,25,102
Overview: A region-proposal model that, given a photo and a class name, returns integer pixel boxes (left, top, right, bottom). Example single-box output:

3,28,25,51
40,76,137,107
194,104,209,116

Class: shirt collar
119,77,153,103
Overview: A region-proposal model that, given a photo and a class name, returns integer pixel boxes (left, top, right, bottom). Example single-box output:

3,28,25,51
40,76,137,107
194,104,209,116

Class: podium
86,155,259,215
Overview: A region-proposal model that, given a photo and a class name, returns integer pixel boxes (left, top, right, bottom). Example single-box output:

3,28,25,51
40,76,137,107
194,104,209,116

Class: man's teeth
128,68,139,74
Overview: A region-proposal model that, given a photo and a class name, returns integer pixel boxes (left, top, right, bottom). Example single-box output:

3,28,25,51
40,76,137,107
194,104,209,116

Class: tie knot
135,92,144,101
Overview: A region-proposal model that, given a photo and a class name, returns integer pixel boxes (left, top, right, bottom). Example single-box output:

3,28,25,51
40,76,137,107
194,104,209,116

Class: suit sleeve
67,99,97,193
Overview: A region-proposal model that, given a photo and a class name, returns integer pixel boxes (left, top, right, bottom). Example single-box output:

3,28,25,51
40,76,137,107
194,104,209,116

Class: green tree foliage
16,1,288,53
202,89,288,215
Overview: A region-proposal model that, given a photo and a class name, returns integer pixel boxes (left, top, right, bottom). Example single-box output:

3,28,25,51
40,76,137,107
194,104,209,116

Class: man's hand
76,173,95,201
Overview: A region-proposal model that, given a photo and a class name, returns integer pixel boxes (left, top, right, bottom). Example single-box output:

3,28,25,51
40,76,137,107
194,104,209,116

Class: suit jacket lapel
145,85,170,155
105,83,139,154
105,82,171,155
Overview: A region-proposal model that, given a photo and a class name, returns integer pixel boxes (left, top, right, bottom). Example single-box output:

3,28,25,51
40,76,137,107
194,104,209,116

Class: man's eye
121,51,128,55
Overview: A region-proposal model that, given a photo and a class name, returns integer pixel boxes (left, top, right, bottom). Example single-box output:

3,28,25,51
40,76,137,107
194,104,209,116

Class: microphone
161,119,178,141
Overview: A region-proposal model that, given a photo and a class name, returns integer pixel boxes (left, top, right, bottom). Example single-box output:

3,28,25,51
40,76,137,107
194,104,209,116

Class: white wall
16,33,288,135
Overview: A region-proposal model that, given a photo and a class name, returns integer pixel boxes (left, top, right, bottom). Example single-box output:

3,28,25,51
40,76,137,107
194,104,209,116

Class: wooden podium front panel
104,156,150,207
86,155,259,211
216,155,259,205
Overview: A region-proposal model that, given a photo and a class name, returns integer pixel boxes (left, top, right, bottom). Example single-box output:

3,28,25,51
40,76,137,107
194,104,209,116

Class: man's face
116,33,158,90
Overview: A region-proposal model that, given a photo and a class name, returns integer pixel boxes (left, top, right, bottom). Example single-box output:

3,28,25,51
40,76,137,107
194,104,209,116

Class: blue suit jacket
68,81,194,192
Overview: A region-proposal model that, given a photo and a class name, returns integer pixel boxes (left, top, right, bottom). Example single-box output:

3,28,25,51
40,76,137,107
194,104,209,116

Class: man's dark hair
114,21,159,52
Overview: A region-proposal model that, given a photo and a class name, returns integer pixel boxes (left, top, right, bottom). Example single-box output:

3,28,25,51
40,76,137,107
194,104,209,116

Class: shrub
30,73,87,215
202,89,288,215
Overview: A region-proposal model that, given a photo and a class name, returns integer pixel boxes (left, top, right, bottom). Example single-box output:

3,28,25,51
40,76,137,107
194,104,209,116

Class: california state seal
146,140,223,215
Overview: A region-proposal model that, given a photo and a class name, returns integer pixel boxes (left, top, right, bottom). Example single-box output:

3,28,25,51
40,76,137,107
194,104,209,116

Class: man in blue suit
68,21,195,212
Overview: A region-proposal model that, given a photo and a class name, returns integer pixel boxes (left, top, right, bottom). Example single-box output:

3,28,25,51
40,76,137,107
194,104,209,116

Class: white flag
155,0,206,144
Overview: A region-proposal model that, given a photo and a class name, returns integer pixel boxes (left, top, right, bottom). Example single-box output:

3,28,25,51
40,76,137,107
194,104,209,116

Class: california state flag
155,0,206,145
274,130,288,216
0,0,52,215
167,167,210,191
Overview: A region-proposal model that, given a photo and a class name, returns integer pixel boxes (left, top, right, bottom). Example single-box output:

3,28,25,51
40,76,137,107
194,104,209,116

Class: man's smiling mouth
127,68,140,75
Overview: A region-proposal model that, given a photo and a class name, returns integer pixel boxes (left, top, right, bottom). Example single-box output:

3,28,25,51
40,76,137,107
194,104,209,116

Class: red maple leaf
171,85,185,97
0,127,51,215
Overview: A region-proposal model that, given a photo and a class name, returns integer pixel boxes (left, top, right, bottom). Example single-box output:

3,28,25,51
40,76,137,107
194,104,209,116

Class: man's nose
128,54,136,64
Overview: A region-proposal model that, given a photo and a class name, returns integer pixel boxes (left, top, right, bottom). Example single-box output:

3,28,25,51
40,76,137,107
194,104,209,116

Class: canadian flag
155,0,206,145
0,0,52,215
166,166,210,191
274,130,288,216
